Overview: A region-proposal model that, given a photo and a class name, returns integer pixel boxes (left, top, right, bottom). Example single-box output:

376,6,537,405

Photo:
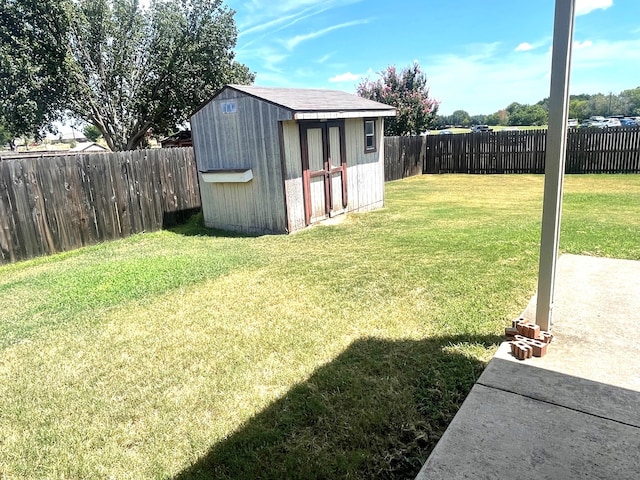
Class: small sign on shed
191,84,396,234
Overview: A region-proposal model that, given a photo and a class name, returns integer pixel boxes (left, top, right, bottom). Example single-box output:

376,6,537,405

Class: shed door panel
309,176,327,222
307,128,324,172
300,121,347,226
328,125,346,215
305,126,329,223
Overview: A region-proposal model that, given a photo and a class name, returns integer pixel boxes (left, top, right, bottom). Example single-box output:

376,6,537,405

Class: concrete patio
416,254,640,479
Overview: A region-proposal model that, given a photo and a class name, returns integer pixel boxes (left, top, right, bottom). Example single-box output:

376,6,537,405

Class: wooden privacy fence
384,126,640,178
383,135,425,181
0,147,200,265
565,126,640,173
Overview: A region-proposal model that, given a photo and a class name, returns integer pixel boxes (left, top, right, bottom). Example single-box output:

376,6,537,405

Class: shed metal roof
224,84,396,120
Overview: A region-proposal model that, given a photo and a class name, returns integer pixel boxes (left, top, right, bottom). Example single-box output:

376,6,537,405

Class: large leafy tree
83,124,102,142
0,0,72,138
0,122,14,148
357,62,439,136
67,0,254,151
568,99,589,121
505,102,548,126
450,110,471,127
485,110,509,126
618,87,640,116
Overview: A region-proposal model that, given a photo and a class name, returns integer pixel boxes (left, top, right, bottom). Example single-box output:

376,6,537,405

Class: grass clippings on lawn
1,174,639,479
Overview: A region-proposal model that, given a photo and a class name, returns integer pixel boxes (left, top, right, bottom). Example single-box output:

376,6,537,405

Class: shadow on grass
166,210,263,239
162,208,204,229
174,334,502,480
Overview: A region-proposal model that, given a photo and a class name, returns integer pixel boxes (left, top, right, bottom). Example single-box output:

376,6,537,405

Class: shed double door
300,120,347,225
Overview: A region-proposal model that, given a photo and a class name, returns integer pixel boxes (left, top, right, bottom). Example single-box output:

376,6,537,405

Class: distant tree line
435,87,640,128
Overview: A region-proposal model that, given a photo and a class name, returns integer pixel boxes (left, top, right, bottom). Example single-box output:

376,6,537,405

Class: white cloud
237,0,363,31
456,42,499,57
572,38,640,67
424,44,552,114
239,11,304,37
230,0,372,90
573,40,593,49
238,6,336,38
234,45,289,73
424,35,640,115
328,72,361,83
515,42,534,52
575,0,613,16
284,19,370,50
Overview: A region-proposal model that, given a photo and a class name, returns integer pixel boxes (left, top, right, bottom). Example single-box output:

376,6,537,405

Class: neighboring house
160,130,193,148
69,142,109,152
46,132,88,144
190,84,396,234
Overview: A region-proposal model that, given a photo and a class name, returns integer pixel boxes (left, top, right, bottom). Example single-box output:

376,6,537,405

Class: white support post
536,0,575,331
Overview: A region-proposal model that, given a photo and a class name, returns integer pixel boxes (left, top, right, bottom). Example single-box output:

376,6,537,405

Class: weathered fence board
384,127,640,178
384,136,426,181
0,148,200,265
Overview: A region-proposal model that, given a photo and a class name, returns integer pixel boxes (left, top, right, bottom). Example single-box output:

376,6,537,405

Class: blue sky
226,0,640,115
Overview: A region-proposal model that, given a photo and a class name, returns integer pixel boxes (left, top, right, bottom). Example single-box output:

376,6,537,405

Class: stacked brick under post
505,318,554,361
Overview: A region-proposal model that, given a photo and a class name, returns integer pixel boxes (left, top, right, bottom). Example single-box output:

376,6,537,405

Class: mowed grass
1,175,639,479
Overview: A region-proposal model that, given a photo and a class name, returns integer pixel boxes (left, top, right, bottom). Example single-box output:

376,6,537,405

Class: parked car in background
470,125,492,133
620,118,638,127
440,129,453,135
567,118,578,127
603,117,621,127
580,119,607,128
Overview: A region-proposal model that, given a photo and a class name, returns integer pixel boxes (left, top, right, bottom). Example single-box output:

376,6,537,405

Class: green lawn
1,175,639,479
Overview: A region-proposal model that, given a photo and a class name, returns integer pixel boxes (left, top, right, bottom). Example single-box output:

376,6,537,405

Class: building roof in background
160,130,193,148
69,142,109,152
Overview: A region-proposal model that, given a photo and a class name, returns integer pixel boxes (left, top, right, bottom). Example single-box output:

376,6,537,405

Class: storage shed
190,84,396,234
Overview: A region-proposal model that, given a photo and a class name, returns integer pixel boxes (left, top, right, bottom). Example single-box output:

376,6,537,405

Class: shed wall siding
345,118,384,212
281,121,306,232
214,88,295,121
192,93,291,234
198,173,257,233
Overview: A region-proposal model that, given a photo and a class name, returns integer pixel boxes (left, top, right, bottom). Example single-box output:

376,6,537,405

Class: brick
522,323,541,339
505,327,519,338
512,343,522,360
515,335,534,345
539,331,554,343
511,341,533,360
512,317,530,329
529,339,548,357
